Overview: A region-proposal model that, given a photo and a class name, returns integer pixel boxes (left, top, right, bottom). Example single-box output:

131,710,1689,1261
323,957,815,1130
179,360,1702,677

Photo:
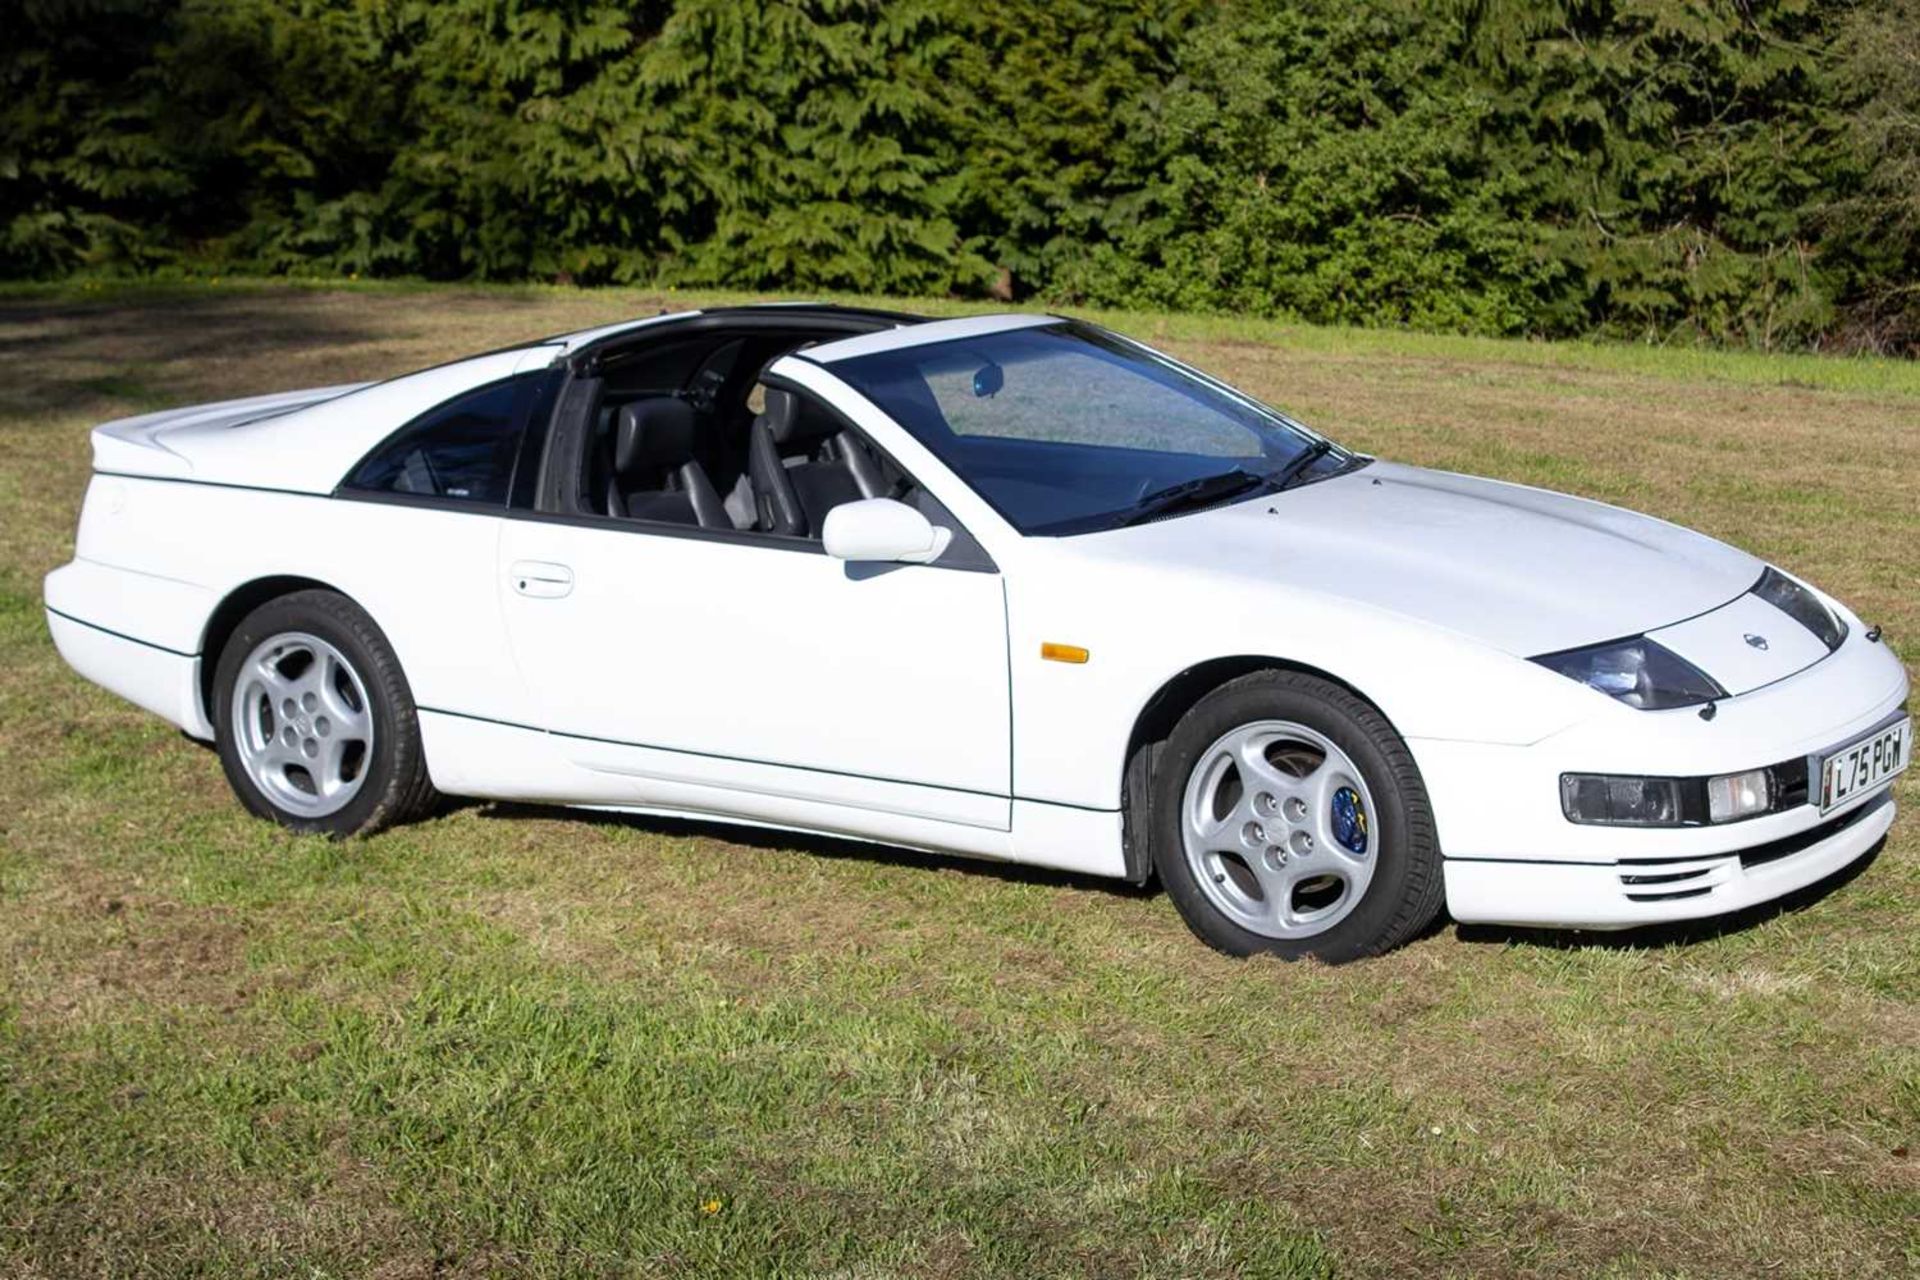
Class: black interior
604,397,727,528
574,316,912,538
748,387,892,537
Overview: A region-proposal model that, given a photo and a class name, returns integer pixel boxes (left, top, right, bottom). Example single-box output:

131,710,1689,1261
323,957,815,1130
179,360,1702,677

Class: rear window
342,376,534,506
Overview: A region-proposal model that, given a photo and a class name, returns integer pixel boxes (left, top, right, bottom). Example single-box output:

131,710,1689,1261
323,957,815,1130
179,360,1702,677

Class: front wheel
212,589,438,837
1152,670,1443,962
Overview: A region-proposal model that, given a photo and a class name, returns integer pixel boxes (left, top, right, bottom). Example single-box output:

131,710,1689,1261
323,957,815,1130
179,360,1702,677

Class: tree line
7,0,1919,352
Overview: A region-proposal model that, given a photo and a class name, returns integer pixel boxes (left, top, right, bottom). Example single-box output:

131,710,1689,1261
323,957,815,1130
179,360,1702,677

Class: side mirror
821,498,952,565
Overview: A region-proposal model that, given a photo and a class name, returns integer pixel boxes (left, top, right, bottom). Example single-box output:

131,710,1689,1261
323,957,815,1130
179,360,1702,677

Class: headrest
755,387,835,448
614,397,695,475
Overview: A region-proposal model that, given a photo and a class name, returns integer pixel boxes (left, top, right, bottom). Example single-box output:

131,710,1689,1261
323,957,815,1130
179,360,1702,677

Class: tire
212,589,438,837
1151,669,1443,963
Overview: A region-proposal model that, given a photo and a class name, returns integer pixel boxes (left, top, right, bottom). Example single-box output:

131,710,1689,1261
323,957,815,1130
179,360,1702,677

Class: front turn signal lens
1041,642,1089,664
1706,768,1771,822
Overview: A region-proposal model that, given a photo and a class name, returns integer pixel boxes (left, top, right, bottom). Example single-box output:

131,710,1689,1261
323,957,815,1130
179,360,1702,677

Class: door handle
510,560,573,599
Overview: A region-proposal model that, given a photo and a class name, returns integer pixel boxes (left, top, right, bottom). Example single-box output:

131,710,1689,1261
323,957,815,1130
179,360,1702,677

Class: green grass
0,284,1914,1278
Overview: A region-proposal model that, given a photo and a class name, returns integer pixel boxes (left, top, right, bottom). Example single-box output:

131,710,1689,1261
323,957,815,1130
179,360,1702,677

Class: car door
495,408,1012,833
329,361,559,730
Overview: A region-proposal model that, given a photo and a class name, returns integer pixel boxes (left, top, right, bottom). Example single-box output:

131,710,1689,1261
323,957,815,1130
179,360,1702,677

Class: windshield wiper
1116,468,1272,527
1270,439,1335,492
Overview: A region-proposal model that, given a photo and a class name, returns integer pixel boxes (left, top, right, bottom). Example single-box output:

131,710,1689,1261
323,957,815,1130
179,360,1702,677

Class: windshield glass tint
828,322,1334,534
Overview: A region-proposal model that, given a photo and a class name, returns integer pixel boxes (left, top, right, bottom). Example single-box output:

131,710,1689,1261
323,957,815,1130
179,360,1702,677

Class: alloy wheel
229,630,375,818
1179,718,1378,939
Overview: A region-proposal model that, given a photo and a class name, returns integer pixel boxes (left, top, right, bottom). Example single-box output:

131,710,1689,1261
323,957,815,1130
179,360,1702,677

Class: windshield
825,321,1354,535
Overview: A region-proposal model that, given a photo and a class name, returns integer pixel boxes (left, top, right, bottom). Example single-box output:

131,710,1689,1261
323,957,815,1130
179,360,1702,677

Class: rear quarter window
342,376,535,506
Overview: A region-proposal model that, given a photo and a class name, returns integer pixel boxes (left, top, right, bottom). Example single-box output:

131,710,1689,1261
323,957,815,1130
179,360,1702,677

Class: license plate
1820,716,1911,813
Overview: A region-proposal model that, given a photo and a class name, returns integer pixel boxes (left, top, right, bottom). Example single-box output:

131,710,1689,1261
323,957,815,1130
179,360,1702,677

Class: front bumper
1444,790,1895,928
1412,619,1907,929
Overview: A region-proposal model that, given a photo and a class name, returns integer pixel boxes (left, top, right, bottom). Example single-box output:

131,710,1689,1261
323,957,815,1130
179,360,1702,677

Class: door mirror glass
821,498,952,565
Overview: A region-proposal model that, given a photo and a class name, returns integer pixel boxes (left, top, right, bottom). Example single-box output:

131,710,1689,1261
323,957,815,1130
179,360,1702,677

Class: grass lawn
0,282,1914,1279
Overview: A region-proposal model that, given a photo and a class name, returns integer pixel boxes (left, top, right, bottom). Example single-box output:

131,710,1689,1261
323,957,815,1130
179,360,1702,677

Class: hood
1078,461,1765,658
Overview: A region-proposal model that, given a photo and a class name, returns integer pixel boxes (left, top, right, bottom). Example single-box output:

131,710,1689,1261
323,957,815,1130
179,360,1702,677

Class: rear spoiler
90,383,371,478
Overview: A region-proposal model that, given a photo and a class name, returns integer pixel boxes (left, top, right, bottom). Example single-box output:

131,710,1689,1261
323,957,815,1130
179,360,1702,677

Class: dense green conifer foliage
5,0,1915,349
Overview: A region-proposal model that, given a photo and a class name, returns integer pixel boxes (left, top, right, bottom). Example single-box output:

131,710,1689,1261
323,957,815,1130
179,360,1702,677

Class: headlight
1560,774,1687,826
1752,567,1846,651
1532,637,1726,710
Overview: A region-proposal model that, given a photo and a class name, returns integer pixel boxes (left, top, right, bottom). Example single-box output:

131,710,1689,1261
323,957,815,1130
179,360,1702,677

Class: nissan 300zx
44,307,1909,960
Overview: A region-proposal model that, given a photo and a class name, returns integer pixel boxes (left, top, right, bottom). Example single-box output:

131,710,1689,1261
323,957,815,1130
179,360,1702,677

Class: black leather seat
747,389,888,536
605,398,727,528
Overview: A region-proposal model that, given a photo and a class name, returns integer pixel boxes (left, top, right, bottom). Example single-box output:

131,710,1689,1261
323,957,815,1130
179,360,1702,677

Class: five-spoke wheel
1181,719,1378,940
213,589,437,837
1151,670,1443,962
230,631,374,818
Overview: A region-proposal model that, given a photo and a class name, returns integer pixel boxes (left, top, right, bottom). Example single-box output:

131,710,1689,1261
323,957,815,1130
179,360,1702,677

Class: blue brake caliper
1330,786,1369,855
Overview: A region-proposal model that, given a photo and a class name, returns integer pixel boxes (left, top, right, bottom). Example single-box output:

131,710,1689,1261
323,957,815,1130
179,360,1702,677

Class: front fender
1004,557,1597,811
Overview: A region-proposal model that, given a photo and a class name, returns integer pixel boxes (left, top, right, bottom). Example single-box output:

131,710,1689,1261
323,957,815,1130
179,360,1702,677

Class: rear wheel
213,590,437,836
1152,670,1443,962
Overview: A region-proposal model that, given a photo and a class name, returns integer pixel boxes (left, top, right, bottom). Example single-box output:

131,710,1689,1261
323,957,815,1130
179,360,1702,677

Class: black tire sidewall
212,591,422,837
1152,671,1439,963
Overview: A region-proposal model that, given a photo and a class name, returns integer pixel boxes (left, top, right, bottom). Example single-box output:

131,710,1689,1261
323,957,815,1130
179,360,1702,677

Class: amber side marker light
1041,642,1090,664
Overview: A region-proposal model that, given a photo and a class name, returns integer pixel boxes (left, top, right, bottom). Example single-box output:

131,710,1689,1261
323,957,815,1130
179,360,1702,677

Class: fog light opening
1560,774,1685,827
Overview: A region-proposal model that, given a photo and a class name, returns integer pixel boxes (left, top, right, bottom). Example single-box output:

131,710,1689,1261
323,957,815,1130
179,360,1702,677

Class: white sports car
44,306,1910,960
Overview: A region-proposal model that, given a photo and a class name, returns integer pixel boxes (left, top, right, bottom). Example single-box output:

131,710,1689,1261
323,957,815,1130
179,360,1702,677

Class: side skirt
417,709,1127,879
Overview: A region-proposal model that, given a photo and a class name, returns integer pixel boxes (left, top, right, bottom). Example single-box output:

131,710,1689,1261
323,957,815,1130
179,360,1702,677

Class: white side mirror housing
821,498,953,565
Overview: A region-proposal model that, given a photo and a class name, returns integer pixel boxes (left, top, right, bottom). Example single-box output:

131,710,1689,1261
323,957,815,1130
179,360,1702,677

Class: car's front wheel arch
1121,655,1409,883
1134,663,1445,961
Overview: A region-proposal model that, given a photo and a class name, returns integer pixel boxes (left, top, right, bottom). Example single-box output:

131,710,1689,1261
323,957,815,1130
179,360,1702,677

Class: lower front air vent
1615,855,1733,903
1739,792,1889,869
1625,885,1714,903
1620,867,1715,887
